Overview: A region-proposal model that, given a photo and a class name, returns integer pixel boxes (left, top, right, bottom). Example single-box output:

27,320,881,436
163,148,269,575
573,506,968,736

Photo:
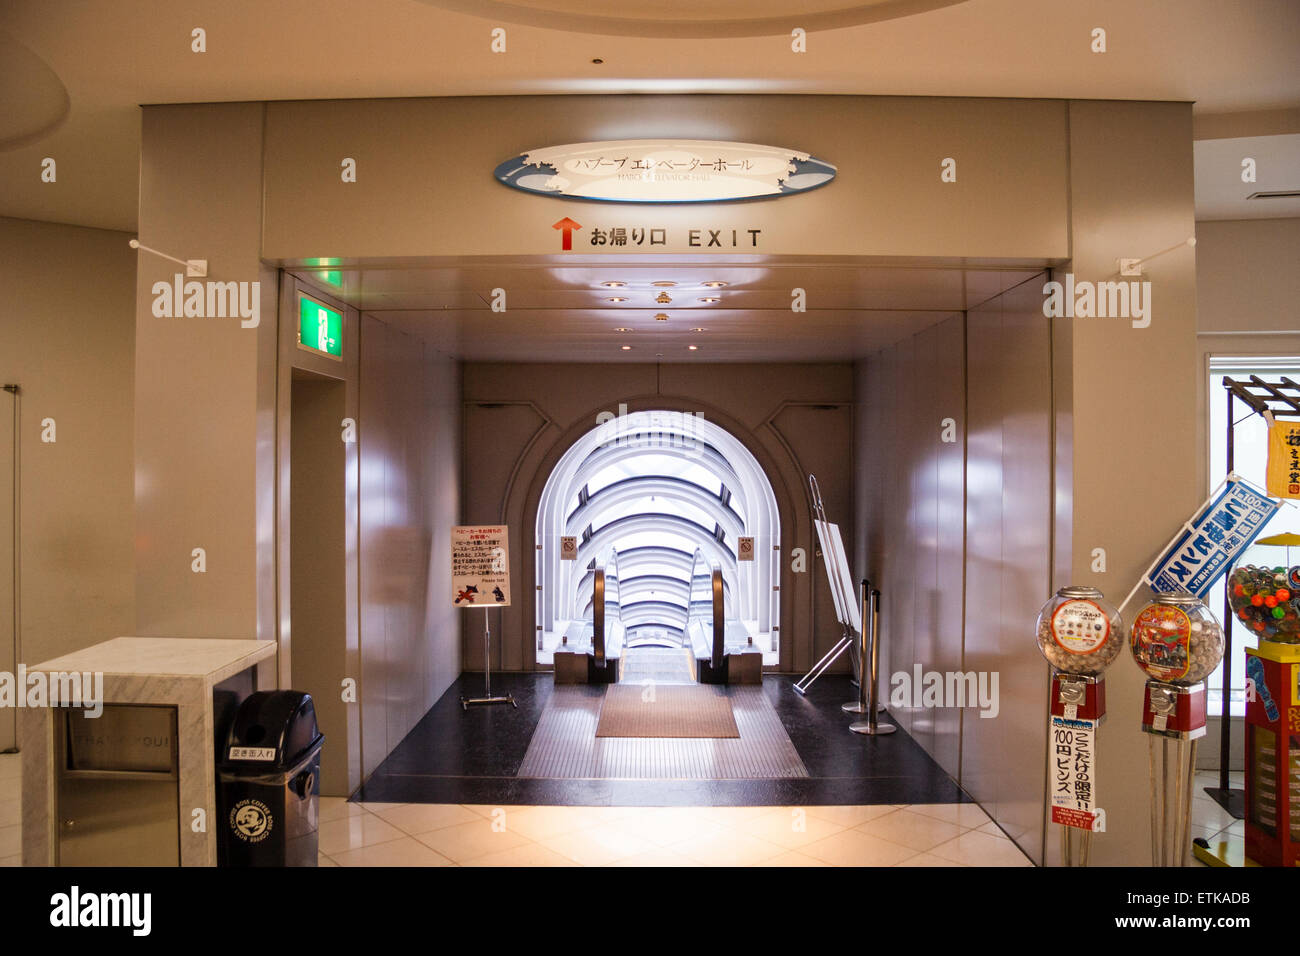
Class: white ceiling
1,0,1297,229
290,258,1041,362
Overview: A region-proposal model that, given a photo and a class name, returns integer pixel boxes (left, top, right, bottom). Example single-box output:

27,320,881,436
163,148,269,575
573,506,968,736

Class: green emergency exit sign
298,296,343,358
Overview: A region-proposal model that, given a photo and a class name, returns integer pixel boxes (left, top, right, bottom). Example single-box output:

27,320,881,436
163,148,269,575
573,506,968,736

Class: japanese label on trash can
228,747,277,761
451,525,511,607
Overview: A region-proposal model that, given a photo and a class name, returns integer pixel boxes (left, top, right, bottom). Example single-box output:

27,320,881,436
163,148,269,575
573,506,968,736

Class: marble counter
21,637,278,866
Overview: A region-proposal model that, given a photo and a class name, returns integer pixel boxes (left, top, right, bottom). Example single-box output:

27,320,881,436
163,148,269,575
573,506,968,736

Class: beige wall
0,217,136,694
962,277,1054,864
461,362,853,673
358,315,461,780
856,279,1051,865
1062,101,1201,866
856,101,1201,867
261,96,1069,260
135,103,279,641
855,313,966,779
1196,218,1300,334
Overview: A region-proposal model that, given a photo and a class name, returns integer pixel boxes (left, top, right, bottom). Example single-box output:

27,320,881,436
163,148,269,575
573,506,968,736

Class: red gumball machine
1035,586,1125,866
1244,640,1300,867
1129,592,1225,867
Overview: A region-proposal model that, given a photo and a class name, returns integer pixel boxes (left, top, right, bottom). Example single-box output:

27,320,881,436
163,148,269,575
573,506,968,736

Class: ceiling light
702,280,728,288
698,296,720,303
652,280,676,287
606,296,628,302
654,313,669,321
691,327,706,333
601,280,627,288
688,345,700,351
614,327,632,332
655,292,672,304
620,345,632,350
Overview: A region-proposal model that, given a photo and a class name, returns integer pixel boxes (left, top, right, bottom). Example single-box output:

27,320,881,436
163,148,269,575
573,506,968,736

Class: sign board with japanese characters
560,536,578,561
1266,420,1300,499
1146,478,1280,598
451,526,510,608
495,140,836,204
1049,715,1105,832
737,536,755,562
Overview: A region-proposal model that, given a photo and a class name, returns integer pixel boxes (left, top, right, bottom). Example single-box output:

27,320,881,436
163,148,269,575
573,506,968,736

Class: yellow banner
1266,420,1300,498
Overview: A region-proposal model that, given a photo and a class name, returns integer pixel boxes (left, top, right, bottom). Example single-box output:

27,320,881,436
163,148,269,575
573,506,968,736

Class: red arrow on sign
552,217,582,251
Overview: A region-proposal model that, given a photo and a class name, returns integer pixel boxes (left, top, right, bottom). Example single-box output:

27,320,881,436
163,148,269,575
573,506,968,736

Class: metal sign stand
850,579,894,736
461,606,516,710
796,474,881,704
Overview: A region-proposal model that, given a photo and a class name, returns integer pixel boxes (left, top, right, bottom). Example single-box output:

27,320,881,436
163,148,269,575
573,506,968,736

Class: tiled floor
0,751,1251,868
314,797,1033,866
1190,769,1247,865
357,672,965,805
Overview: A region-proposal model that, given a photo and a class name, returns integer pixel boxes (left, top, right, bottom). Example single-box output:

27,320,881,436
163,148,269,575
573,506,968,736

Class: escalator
553,548,624,684
683,549,762,685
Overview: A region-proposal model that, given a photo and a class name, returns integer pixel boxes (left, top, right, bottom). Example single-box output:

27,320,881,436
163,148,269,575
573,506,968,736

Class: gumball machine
1130,591,1225,866
1228,564,1300,867
1035,586,1124,866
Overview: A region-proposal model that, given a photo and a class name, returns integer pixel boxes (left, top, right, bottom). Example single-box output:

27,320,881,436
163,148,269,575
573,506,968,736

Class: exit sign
298,296,342,358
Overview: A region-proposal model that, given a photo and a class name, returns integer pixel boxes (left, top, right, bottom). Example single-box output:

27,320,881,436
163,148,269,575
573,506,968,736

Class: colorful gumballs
1265,596,1278,608
1252,594,1265,606
1274,607,1287,619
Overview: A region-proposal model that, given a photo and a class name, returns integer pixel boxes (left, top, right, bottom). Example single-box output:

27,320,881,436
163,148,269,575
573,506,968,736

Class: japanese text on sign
451,526,510,607
1147,478,1280,598
1049,715,1104,831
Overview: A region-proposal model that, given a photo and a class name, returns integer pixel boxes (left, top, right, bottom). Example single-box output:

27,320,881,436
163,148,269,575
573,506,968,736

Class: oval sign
494,139,836,203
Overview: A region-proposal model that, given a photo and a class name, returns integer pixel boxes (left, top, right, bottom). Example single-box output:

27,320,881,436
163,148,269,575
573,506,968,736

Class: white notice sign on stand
451,526,511,607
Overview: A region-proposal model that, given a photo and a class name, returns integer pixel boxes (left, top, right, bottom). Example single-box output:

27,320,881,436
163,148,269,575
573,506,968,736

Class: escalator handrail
591,547,621,668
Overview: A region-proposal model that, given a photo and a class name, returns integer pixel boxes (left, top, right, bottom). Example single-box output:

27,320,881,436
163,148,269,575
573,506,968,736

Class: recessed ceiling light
591,58,604,65
606,296,628,302
652,281,677,287
688,345,700,351
691,327,707,333
614,327,632,332
698,296,721,303
620,345,632,350
655,292,672,304
654,313,669,321
601,281,627,288
702,280,728,288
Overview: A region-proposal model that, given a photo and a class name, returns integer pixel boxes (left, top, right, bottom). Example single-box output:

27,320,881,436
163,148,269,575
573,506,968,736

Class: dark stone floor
353,671,970,806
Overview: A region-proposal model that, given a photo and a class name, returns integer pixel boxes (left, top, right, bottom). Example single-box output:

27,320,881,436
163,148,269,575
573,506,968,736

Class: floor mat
516,684,808,779
596,683,738,738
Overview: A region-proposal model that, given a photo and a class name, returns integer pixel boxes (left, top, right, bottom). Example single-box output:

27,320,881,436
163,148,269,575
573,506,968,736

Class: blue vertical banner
1146,478,1281,597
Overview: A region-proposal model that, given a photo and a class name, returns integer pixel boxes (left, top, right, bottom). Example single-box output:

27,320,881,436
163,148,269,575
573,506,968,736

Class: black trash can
217,691,325,867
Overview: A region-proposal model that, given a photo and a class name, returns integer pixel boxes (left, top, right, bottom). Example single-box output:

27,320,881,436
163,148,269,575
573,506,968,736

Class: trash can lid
223,691,323,770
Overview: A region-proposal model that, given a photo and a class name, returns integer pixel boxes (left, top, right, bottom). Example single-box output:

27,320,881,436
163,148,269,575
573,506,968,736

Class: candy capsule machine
1034,586,1124,865
1129,591,1225,867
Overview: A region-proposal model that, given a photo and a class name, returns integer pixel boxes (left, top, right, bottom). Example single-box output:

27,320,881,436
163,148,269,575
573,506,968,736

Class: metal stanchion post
851,584,895,736
842,579,871,714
